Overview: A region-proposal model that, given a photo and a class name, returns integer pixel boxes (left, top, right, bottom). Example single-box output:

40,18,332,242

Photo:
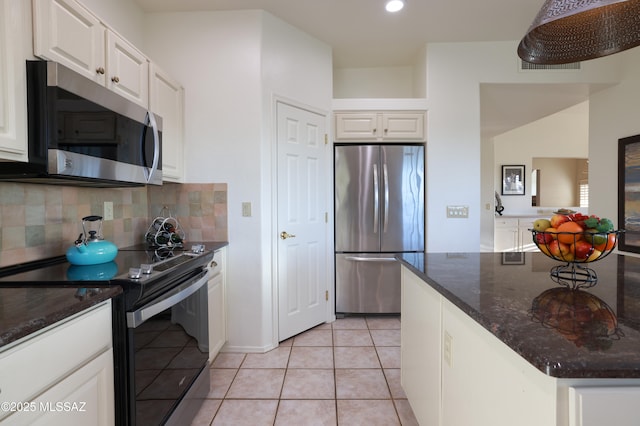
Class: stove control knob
191,244,205,253
128,267,142,279
141,264,153,274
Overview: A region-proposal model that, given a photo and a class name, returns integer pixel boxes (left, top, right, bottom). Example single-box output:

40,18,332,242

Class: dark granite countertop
0,286,122,349
398,252,640,379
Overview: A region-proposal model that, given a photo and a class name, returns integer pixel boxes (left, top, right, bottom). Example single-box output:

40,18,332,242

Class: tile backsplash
0,181,228,267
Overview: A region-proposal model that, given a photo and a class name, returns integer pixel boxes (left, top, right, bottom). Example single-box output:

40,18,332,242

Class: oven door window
132,284,208,425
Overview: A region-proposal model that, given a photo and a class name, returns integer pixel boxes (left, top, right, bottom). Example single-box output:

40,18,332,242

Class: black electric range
0,243,214,311
0,242,218,425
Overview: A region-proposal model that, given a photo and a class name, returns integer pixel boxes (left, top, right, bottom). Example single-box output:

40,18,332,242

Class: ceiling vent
519,59,581,71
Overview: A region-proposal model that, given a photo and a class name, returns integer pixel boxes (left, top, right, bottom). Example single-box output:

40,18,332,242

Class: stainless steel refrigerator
334,144,424,313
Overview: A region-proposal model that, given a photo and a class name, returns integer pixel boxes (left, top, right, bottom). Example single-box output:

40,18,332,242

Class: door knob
280,231,296,240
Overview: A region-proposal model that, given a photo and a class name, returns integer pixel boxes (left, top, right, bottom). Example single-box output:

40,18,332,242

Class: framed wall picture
619,134,640,254
501,165,525,195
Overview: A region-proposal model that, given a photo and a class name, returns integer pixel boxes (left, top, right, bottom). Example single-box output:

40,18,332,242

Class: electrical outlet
447,205,469,218
444,331,453,367
242,202,252,217
103,201,114,221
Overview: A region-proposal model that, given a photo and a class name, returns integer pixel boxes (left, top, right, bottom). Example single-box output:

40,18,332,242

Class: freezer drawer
335,253,401,313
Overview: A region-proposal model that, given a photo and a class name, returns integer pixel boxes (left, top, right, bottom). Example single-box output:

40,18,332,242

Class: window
579,181,589,208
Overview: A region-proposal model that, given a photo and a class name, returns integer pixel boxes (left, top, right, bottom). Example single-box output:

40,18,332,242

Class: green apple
583,228,607,246
533,219,551,232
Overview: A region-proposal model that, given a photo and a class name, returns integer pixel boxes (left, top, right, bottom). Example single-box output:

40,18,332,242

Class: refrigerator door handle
383,162,389,233
373,163,379,234
344,256,397,262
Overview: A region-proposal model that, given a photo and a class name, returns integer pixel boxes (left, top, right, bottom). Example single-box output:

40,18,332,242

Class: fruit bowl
530,229,621,263
530,229,623,289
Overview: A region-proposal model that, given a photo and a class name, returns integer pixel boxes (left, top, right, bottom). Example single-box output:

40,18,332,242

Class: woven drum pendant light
518,0,640,64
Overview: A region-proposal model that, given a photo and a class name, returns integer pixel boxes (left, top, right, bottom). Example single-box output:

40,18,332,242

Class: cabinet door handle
96,67,105,75
111,76,120,83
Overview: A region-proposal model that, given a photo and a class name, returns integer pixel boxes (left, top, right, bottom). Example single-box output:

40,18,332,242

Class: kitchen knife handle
373,163,379,234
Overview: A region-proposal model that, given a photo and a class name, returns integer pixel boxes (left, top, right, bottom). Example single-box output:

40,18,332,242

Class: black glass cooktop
0,244,211,286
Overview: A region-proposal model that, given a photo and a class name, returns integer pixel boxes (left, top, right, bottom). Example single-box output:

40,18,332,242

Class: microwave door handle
145,111,160,183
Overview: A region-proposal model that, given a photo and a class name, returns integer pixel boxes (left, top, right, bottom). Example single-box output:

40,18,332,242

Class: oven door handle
126,270,209,328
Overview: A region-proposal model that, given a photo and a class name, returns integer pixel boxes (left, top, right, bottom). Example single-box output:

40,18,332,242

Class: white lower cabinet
494,217,539,252
401,266,640,426
440,298,556,426
568,386,640,426
0,301,114,425
400,266,441,426
208,248,227,361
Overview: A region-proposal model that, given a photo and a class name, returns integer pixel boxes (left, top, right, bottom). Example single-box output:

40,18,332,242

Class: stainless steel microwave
0,61,162,187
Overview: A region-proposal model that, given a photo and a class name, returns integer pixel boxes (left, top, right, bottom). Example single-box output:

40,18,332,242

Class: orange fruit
556,222,584,245
594,233,617,252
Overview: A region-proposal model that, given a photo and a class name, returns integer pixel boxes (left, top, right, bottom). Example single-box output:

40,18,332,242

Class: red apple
535,232,553,245
550,214,570,229
572,240,594,261
548,240,572,260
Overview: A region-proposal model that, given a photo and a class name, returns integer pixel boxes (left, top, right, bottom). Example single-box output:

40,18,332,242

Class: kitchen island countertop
398,252,640,379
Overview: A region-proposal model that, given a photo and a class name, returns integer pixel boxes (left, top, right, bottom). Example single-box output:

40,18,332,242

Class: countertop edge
398,256,640,379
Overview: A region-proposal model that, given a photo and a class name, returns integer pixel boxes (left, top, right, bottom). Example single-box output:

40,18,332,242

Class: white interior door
277,101,328,341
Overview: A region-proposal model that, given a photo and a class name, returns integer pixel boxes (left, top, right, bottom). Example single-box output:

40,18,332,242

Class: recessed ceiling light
385,0,405,13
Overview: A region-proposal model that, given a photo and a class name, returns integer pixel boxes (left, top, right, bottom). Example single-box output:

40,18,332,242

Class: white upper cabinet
150,63,184,182
33,0,106,84
334,111,425,141
33,0,149,109
105,31,149,108
0,0,31,161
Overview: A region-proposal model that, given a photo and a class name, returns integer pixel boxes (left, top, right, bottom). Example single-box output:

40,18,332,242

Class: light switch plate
242,202,252,217
447,205,469,218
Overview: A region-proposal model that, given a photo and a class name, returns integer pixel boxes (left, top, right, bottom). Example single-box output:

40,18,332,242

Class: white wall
143,11,332,351
333,66,414,98
426,41,623,252
493,101,589,214
260,12,333,346
589,48,640,244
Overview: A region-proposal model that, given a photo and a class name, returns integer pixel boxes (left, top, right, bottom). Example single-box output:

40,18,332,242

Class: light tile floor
191,316,419,425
